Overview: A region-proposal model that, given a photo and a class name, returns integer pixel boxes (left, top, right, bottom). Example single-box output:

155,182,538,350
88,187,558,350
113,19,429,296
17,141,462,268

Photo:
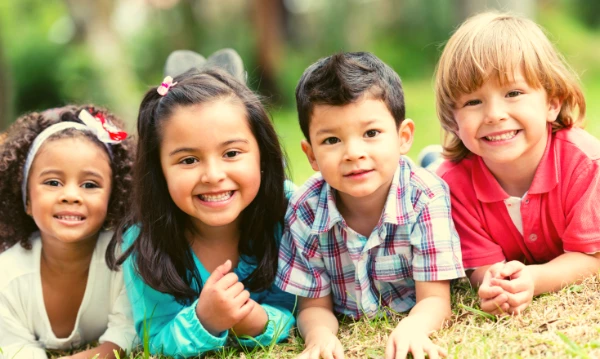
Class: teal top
121,181,296,357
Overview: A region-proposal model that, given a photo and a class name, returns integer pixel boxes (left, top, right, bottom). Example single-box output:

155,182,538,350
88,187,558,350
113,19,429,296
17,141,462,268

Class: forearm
231,300,268,337
529,252,600,295
63,342,122,359
297,305,339,340
400,293,451,335
468,264,495,287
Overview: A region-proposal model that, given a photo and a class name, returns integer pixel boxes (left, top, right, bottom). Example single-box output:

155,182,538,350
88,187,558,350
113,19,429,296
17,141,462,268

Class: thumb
205,259,232,286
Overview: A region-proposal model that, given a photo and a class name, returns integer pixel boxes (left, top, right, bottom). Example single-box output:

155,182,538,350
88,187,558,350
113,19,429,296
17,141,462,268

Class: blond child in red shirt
435,12,600,315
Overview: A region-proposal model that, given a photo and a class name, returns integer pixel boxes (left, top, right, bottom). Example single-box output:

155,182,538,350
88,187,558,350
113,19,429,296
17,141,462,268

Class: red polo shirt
437,127,600,268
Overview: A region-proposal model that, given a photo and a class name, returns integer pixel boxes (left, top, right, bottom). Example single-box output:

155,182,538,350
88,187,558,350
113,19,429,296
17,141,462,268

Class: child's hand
478,262,510,315
196,260,255,336
490,260,534,315
385,324,447,359
297,326,345,359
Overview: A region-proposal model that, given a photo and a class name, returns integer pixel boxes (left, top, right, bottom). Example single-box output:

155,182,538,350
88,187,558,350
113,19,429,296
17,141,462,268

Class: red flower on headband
79,110,128,144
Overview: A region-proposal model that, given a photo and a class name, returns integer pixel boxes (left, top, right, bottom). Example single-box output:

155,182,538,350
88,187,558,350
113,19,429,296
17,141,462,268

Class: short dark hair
108,68,288,304
296,52,405,142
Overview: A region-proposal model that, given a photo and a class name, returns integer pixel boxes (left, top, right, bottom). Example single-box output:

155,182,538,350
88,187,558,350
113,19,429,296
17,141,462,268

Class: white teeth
199,191,233,202
485,131,518,141
56,215,83,221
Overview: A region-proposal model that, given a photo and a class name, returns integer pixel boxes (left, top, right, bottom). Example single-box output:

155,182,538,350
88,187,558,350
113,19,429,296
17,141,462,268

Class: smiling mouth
198,191,234,202
483,130,519,142
54,215,85,221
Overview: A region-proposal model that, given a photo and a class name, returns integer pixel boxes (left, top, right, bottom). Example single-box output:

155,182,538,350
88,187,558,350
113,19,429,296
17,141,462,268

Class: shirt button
370,303,378,312
529,233,538,242
525,199,530,204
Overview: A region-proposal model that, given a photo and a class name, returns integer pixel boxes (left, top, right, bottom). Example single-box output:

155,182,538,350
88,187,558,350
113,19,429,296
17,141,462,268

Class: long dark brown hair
108,69,288,304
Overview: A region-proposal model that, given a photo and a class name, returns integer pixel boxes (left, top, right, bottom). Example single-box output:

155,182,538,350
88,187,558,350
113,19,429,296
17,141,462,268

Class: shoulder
288,172,327,214
436,157,475,185
0,235,39,290
401,160,448,201
554,128,600,161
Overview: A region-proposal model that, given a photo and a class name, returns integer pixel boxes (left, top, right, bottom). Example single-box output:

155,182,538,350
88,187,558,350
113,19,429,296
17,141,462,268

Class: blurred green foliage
2,0,600,183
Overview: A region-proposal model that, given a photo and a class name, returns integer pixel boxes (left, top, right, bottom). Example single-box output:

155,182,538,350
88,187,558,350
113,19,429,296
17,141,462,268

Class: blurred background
1,0,599,183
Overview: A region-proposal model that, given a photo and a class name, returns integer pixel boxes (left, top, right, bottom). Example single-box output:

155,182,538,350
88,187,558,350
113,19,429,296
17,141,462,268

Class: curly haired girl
0,105,137,358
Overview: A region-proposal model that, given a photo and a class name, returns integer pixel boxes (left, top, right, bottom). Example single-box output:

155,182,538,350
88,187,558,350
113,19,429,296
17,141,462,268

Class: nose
343,139,367,162
484,99,508,124
60,184,82,204
200,159,226,184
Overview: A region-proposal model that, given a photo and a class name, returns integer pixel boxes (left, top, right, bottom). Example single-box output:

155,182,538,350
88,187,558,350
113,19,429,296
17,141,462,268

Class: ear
301,140,320,171
546,97,563,123
397,118,415,155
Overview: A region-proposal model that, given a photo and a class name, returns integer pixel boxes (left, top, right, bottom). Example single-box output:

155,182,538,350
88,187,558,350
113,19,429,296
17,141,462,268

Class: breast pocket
371,254,412,283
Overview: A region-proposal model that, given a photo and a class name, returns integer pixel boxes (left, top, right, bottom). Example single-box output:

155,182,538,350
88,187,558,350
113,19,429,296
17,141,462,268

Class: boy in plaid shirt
276,52,464,359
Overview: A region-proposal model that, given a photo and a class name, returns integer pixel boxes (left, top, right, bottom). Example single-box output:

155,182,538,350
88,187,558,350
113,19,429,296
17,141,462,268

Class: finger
204,260,232,286
438,345,448,358
237,296,255,318
505,291,532,310
478,283,504,299
225,281,246,297
232,289,252,307
425,344,440,359
480,294,508,314
385,337,395,359
394,339,409,359
213,272,240,290
488,262,506,278
507,302,530,315
308,345,321,359
499,261,523,278
333,341,345,359
492,277,529,294
322,341,336,359
410,344,425,359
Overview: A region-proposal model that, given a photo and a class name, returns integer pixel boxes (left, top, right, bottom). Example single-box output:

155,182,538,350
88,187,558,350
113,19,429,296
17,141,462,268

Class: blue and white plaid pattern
276,158,465,319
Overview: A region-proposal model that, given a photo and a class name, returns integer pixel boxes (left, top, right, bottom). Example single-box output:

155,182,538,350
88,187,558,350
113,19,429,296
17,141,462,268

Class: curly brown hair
0,105,135,251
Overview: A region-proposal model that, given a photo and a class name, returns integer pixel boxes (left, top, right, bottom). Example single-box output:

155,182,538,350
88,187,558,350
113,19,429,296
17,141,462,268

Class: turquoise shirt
122,182,296,357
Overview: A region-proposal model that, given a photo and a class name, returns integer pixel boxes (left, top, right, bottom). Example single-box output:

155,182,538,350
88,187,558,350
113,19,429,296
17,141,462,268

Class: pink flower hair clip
157,76,177,96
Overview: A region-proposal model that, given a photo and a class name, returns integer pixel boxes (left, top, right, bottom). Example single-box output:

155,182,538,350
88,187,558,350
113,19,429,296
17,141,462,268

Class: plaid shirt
276,158,465,319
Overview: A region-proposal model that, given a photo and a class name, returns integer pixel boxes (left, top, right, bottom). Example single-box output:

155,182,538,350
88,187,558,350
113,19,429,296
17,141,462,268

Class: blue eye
323,137,340,145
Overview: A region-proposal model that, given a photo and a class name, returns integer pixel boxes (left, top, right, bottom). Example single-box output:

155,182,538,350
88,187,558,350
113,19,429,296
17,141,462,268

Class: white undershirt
504,196,524,235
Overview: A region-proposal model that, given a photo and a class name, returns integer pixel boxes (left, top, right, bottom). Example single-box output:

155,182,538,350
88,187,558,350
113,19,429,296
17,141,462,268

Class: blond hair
435,12,586,161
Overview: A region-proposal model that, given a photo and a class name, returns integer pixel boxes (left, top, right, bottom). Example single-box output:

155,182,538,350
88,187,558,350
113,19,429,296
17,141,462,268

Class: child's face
26,137,112,246
452,69,562,170
159,100,261,232
302,97,413,203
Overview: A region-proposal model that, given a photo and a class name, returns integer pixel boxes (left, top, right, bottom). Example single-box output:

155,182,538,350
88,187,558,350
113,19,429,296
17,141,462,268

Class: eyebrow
168,138,249,156
38,169,105,179
315,120,378,136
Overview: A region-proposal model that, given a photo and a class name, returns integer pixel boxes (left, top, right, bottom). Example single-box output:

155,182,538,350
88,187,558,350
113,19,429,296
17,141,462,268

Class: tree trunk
252,0,284,100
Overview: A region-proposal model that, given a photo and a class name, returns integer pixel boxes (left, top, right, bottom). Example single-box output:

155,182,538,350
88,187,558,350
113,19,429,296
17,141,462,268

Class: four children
0,10,598,359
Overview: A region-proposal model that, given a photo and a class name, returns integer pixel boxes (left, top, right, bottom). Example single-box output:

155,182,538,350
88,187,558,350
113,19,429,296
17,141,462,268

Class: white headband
21,110,127,209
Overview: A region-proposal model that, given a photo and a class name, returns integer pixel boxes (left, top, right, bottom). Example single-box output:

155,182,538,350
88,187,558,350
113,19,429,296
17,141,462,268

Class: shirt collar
472,126,558,203
311,160,407,234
